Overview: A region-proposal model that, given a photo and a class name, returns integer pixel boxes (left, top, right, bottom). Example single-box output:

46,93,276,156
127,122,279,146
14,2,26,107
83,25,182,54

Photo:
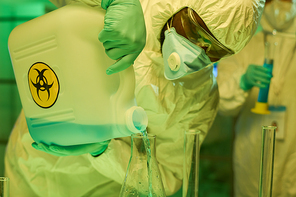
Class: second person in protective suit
217,0,296,196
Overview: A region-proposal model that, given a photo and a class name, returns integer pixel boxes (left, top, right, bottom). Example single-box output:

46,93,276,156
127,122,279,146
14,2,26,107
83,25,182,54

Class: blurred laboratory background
0,0,56,178
0,1,235,196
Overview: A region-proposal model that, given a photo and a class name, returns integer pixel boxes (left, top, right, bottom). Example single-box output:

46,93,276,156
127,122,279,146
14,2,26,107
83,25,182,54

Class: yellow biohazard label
28,62,59,108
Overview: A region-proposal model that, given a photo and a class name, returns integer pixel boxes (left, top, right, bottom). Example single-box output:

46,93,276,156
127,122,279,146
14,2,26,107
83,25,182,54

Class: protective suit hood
144,0,265,54
261,6,296,34
263,0,296,32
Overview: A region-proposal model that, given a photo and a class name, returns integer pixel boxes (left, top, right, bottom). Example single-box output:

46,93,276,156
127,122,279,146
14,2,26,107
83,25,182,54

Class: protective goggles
181,8,234,60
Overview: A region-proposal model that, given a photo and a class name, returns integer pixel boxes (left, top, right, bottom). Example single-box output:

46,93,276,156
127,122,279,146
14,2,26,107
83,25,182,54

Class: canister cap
126,106,148,133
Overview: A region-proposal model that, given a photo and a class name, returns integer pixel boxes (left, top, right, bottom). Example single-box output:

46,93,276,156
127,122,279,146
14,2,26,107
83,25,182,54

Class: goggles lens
181,8,234,60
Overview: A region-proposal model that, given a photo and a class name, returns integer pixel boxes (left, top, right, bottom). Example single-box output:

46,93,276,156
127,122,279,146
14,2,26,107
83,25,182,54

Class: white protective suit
217,14,296,197
4,0,264,196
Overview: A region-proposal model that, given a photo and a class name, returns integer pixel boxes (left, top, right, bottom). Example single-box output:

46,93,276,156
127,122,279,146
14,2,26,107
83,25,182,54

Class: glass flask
0,177,9,197
183,130,200,197
258,126,276,197
119,133,166,197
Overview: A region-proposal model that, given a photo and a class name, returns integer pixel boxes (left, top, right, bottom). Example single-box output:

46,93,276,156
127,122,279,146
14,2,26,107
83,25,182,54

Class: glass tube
183,130,200,197
252,41,277,114
0,177,9,197
258,126,276,197
257,42,275,103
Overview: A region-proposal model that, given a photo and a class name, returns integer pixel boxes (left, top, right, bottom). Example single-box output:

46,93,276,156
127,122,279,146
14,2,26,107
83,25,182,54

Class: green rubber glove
240,64,272,91
32,140,110,157
99,0,146,75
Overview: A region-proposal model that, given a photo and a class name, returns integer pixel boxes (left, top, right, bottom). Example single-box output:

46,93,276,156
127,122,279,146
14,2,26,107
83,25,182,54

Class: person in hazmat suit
216,0,296,196
4,0,264,196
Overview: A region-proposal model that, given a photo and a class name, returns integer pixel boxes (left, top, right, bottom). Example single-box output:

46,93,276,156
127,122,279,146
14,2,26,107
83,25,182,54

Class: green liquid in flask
120,131,166,197
141,130,153,197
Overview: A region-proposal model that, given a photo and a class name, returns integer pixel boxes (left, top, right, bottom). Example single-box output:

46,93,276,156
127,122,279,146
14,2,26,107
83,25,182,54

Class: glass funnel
183,130,200,197
119,132,166,197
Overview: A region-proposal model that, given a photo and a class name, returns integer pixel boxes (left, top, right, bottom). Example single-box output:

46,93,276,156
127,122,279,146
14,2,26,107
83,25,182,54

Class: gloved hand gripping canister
99,0,146,75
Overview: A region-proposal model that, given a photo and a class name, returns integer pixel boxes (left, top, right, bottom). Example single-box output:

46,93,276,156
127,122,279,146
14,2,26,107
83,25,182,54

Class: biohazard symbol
31,69,53,101
28,62,59,108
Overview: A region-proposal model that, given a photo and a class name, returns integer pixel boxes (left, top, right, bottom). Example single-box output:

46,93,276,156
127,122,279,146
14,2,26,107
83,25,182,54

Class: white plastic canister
8,2,148,146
